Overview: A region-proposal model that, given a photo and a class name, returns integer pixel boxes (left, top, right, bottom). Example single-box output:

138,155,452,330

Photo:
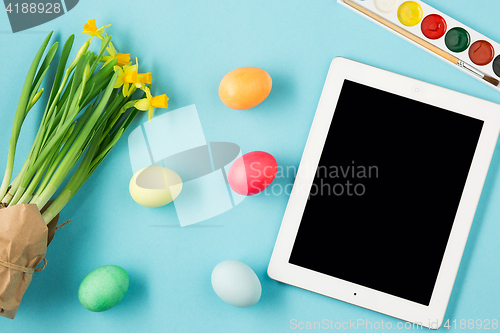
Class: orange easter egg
218,67,272,110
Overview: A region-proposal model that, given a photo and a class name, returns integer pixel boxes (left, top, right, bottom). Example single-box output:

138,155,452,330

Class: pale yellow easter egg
129,166,183,207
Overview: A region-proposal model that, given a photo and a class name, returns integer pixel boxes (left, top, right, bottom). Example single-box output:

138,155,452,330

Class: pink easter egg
228,151,277,196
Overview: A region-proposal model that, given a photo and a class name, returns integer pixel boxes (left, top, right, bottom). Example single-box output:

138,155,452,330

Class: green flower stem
54,55,89,135
86,110,140,185
39,123,102,223
101,92,136,142
27,55,89,164
94,91,125,130
8,185,25,207
42,101,142,224
10,155,50,206
3,29,145,225
41,188,71,224
90,128,123,171
0,32,54,200
33,102,94,201
0,159,29,204
31,70,118,210
47,35,74,109
14,71,87,204
31,42,58,93
5,36,83,204
88,34,112,76
66,38,90,71
27,89,44,112
31,122,77,203
29,71,114,204
42,40,89,131
16,120,75,206
27,41,58,113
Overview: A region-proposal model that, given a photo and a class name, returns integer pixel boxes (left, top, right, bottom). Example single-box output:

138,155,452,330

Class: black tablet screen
289,79,484,306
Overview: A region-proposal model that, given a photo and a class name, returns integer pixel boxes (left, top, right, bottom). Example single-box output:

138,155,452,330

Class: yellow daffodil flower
114,58,152,97
101,42,130,67
114,64,135,97
83,19,111,40
134,87,169,122
124,58,152,89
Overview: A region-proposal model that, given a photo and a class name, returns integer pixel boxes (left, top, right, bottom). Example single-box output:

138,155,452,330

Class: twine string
0,258,47,274
55,219,71,230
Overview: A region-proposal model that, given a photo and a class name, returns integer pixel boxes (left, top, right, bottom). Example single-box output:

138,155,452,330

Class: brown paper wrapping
0,204,48,319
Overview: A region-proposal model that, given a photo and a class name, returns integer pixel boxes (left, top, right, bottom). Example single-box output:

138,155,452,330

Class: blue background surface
1,0,500,331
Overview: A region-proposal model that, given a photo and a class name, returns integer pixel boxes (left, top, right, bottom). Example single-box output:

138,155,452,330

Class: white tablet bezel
268,57,500,329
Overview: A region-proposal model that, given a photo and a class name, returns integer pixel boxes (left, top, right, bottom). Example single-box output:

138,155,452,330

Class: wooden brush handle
344,0,460,65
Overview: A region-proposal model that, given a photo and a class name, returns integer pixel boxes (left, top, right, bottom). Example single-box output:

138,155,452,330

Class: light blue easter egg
211,260,261,307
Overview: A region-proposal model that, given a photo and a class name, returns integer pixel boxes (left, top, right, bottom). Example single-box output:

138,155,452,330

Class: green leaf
31,41,58,98
0,31,54,200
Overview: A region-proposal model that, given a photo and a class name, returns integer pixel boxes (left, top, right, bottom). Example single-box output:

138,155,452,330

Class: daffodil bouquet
0,19,168,319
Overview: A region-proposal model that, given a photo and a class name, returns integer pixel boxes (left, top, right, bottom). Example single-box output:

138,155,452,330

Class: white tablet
268,57,500,329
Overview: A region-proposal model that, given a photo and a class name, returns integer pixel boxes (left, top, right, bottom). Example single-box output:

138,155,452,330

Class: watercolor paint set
338,0,500,92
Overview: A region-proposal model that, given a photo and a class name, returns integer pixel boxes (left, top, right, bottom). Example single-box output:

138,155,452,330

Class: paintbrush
343,0,500,87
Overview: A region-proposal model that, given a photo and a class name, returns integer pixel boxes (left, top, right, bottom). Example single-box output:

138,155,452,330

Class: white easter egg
129,166,183,207
211,260,262,307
